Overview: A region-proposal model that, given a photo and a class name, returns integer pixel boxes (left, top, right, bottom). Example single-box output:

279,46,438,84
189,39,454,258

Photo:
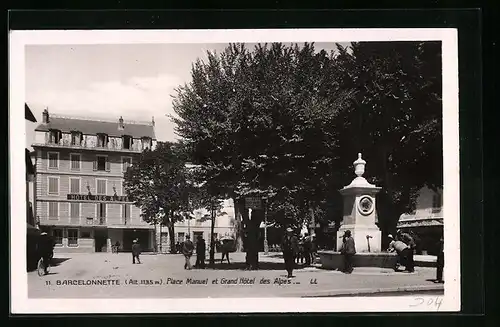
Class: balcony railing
37,135,149,152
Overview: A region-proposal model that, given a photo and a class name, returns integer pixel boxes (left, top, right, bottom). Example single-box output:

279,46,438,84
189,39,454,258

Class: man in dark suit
339,230,356,274
195,235,206,268
435,236,444,283
38,232,54,275
131,239,141,264
282,227,299,278
182,235,194,270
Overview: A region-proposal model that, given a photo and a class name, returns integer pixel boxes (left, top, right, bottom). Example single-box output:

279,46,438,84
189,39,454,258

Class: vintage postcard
10,28,459,313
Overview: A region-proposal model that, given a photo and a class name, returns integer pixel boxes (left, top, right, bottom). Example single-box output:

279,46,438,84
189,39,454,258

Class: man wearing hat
182,235,194,270
387,234,413,272
339,230,356,273
131,239,141,264
282,227,299,278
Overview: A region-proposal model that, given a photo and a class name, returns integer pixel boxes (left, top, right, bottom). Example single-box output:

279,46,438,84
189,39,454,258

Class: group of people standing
180,235,233,270
281,228,317,278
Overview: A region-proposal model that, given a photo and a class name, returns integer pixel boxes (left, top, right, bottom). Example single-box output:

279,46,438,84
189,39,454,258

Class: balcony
34,139,144,153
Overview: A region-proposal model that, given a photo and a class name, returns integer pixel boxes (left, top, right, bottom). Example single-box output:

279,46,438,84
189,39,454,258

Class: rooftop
35,113,156,139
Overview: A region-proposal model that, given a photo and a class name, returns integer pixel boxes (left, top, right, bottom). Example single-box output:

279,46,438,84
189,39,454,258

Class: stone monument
337,153,382,253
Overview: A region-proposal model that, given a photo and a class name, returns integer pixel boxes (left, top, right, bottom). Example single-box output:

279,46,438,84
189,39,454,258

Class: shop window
67,229,78,247
53,228,63,245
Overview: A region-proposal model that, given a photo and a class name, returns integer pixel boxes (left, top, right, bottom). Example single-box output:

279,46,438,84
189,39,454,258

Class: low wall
318,251,398,270
318,251,438,270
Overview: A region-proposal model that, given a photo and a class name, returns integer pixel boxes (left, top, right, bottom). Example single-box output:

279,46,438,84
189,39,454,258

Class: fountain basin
318,251,398,270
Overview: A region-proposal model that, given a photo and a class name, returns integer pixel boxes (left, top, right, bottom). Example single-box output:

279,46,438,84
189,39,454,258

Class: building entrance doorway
123,229,150,252
94,229,108,252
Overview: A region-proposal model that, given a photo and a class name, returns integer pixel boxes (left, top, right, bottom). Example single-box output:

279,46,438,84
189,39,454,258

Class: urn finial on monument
354,153,366,177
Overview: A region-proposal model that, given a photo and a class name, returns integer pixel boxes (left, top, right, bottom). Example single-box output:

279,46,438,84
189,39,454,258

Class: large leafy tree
333,41,442,244
172,43,353,266
123,141,193,252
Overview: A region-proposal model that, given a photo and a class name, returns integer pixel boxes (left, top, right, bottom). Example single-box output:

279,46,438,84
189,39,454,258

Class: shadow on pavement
201,261,310,271
51,257,71,267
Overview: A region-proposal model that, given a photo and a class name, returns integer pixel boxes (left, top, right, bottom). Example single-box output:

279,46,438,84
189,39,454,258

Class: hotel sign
67,194,130,202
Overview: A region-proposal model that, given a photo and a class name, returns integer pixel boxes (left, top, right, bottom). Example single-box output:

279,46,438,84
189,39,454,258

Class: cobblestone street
28,252,443,298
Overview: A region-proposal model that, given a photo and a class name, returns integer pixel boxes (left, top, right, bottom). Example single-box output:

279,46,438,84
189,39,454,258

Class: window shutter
106,157,110,171
93,159,97,171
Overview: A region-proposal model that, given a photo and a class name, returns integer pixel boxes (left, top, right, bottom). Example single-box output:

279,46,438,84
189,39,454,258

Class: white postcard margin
9,28,460,313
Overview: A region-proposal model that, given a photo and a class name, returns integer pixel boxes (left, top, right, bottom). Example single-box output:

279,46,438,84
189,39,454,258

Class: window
177,232,185,242
95,155,109,171
96,179,107,195
122,157,132,172
67,229,78,247
142,137,151,150
49,130,61,144
432,193,442,213
70,178,80,194
122,204,130,224
97,134,108,147
97,203,106,218
71,132,82,146
48,152,59,169
48,202,58,220
123,135,132,149
53,228,63,245
70,154,81,171
48,177,59,195
70,203,80,219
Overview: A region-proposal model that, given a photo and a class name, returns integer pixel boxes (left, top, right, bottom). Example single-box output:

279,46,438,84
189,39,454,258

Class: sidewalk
28,252,443,298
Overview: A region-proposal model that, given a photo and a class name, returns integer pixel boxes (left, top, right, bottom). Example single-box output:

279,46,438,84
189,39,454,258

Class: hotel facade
32,109,157,253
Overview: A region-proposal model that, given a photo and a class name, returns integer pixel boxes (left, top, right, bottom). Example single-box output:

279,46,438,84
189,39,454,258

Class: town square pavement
28,252,443,298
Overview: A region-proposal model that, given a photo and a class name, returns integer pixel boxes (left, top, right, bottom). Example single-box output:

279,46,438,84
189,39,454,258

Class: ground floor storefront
39,225,155,253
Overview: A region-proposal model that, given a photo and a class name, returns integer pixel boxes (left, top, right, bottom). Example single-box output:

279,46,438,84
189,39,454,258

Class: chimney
152,116,155,126
42,108,49,124
118,116,124,130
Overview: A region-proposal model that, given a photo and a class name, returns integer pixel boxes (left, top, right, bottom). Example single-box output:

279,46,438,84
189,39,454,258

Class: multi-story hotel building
32,109,157,253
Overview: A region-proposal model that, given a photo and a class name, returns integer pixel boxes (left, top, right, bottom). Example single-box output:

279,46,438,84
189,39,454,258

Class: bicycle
37,255,52,277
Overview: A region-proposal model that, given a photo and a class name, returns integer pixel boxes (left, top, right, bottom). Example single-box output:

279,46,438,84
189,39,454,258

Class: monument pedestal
337,154,382,253
337,225,382,253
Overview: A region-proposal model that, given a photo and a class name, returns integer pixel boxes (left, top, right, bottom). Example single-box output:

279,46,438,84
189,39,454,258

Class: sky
25,42,350,149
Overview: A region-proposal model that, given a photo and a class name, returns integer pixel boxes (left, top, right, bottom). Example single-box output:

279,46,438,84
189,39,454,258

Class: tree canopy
171,41,442,254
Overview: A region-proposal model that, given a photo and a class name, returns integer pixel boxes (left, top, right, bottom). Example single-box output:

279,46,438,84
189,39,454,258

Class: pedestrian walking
303,233,312,266
339,230,356,274
397,230,416,271
131,239,141,264
220,236,233,264
182,235,194,270
195,235,206,268
282,227,299,278
387,234,414,272
435,236,444,283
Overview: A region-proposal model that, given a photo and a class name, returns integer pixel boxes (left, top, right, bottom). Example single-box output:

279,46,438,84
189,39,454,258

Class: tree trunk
168,224,176,254
209,207,216,266
232,196,244,252
153,221,157,253
245,208,263,270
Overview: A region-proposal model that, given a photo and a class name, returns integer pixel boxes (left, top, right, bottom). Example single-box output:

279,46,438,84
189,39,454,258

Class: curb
294,284,444,298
